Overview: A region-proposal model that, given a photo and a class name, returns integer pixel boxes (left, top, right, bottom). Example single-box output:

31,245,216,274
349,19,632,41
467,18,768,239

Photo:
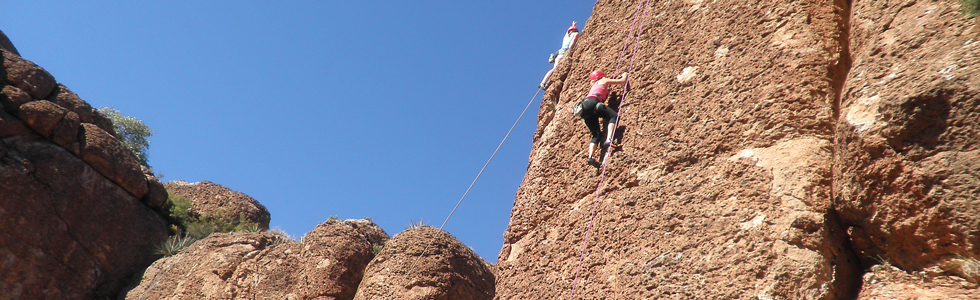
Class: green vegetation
163,192,260,238
371,243,385,256
327,216,340,222
156,234,197,257
964,0,980,16
157,192,263,256
98,106,153,168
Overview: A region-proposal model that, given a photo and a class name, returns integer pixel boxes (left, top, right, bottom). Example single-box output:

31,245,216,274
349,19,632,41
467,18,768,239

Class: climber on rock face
539,21,580,90
574,70,628,163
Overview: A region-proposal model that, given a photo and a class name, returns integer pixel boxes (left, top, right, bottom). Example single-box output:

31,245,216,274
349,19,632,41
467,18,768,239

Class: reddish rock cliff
496,0,980,299
0,45,169,297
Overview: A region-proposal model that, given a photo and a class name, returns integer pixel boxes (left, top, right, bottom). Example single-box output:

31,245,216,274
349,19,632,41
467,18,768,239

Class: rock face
0,47,168,298
354,226,495,300
836,0,980,282
164,180,272,230
124,220,387,300
859,264,979,300
497,0,980,299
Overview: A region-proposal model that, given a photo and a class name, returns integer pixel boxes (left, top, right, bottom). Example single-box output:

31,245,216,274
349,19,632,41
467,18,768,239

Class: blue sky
2,1,595,262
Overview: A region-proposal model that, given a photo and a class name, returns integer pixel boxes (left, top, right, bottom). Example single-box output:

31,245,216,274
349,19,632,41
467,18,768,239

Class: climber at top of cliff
574,70,628,163
539,21,580,90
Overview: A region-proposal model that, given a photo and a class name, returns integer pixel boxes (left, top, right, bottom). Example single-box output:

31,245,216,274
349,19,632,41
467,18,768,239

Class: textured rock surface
79,123,149,198
0,133,168,299
835,0,980,279
354,226,495,300
0,40,169,299
858,264,980,299
497,0,979,299
499,0,857,299
164,180,272,230
124,220,386,300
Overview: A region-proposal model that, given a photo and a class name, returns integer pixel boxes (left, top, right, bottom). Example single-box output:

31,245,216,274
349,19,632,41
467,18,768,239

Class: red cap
567,25,579,33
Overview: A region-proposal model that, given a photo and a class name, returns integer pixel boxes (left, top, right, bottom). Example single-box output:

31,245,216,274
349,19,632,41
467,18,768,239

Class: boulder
46,84,115,134
347,218,389,246
141,166,168,209
19,100,69,140
2,48,55,99
78,123,148,198
354,226,494,300
164,180,272,230
124,220,386,300
0,85,32,115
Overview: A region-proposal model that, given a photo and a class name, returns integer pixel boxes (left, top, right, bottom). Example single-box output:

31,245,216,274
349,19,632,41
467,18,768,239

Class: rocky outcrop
0,48,164,207
0,43,169,298
500,0,856,298
836,0,980,281
354,226,495,300
164,180,272,230
124,220,387,300
497,0,980,299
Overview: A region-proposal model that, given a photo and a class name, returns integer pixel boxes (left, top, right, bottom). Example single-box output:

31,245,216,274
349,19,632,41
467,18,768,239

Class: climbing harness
568,1,651,299
406,87,544,275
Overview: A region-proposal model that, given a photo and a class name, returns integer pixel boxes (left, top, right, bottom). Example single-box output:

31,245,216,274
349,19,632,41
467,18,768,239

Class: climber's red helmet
589,70,605,81
567,21,579,33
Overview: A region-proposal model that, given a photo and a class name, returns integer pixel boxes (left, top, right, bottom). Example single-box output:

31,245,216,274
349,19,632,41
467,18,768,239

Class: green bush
164,193,193,223
184,221,216,240
162,192,261,240
98,106,153,168
964,0,980,16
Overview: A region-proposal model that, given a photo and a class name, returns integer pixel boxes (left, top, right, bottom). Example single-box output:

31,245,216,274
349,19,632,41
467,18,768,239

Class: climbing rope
568,1,651,298
406,87,543,275
440,88,542,230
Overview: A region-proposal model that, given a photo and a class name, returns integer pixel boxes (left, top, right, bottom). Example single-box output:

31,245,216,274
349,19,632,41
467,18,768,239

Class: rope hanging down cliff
406,87,543,275
568,1,651,299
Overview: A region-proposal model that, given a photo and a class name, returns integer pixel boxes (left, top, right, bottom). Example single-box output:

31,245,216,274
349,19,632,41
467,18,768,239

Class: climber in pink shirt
573,70,628,163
